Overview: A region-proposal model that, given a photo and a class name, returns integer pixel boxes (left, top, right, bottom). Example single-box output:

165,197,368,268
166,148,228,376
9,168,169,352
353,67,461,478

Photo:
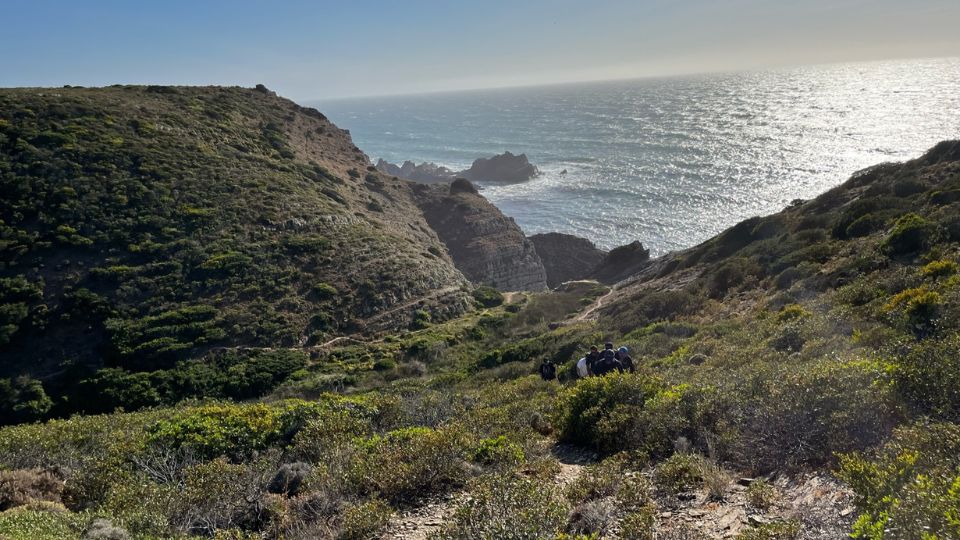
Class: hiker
593,342,624,376
576,356,590,378
616,346,635,373
539,358,557,381
584,345,602,376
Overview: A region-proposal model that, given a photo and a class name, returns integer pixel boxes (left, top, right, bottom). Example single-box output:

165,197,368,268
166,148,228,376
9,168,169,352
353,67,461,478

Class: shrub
734,520,800,540
338,498,392,540
746,479,777,511
471,436,525,467
921,259,958,279
472,286,504,308
555,373,665,454
619,507,656,540
566,498,617,536
882,286,942,335
838,422,960,540
707,257,761,298
890,334,960,419
148,403,284,459
410,309,432,330
351,427,468,504
845,213,888,238
724,360,897,474
565,459,624,503
434,472,568,539
0,469,63,510
776,304,810,323
268,462,312,496
83,518,131,540
654,453,703,495
883,213,939,256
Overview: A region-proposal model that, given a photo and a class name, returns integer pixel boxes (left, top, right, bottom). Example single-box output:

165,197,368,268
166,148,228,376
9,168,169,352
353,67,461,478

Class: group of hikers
538,342,634,381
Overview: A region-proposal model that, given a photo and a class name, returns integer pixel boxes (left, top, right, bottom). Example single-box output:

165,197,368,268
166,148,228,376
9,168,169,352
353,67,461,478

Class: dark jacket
539,361,557,381
585,351,601,374
593,357,624,376
616,352,635,373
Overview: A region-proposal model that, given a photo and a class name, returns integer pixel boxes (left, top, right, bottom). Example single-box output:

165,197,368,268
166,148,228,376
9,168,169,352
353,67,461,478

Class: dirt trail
380,444,596,539
573,286,617,322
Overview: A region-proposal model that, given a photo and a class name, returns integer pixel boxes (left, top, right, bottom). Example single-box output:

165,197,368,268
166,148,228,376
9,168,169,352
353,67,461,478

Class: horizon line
307,54,959,104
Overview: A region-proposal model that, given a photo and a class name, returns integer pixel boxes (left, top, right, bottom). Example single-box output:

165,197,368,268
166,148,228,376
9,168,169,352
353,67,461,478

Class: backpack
576,357,589,378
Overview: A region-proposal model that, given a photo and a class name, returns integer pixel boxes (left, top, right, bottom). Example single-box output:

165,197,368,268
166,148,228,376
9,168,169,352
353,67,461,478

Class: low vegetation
2,87,960,538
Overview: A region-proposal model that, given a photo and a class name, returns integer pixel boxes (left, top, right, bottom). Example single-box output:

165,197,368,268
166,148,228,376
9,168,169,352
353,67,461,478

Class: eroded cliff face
529,232,607,288
413,179,548,291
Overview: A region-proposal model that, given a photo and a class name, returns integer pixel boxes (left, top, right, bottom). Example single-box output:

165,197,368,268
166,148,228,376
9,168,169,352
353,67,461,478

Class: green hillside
1,86,960,538
0,86,471,420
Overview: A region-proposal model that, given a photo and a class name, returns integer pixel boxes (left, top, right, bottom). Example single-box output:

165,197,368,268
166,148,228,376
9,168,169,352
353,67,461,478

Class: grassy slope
0,85,473,417
1,106,959,537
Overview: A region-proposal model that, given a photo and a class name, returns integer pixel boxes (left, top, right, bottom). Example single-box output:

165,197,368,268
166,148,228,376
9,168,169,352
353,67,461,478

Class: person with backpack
593,342,624,376
539,358,557,381
576,356,590,378
616,346,635,373
584,345,602,376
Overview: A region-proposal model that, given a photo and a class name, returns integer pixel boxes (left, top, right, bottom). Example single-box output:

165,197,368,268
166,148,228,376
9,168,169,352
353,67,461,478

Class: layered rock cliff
529,232,607,288
413,179,548,291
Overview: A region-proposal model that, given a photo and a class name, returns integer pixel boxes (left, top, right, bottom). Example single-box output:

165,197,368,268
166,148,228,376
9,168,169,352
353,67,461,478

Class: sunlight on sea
318,58,960,254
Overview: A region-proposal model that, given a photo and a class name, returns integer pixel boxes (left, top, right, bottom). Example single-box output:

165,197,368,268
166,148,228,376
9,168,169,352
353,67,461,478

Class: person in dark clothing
538,359,557,381
585,346,601,376
616,346,635,373
594,342,624,376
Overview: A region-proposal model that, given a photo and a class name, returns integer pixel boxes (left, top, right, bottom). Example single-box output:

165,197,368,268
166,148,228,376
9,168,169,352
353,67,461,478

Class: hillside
1,86,959,539
0,85,558,420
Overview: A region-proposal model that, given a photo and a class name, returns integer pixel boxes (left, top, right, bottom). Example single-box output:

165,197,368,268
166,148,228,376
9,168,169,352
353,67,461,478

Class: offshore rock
377,151,540,184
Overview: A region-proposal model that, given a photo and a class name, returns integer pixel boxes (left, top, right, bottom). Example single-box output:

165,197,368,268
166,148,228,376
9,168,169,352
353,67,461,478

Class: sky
2,0,959,101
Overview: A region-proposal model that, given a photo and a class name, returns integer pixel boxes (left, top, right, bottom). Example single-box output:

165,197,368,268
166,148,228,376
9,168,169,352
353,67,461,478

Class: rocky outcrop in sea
377,151,540,184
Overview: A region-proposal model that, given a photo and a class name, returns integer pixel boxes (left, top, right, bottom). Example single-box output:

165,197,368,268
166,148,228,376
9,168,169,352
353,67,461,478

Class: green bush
839,422,960,540
147,402,300,459
471,436,525,467
883,213,939,256
338,498,392,540
890,334,960,419
555,373,667,454
724,360,897,474
654,452,704,495
472,286,504,308
351,426,468,504
433,472,568,539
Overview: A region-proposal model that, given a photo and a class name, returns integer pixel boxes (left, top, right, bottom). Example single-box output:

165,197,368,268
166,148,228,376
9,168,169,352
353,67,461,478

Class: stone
529,232,607,288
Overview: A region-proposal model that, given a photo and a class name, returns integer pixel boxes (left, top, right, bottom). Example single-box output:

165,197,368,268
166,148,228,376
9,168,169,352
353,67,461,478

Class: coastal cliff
414,179,548,291
529,232,607,287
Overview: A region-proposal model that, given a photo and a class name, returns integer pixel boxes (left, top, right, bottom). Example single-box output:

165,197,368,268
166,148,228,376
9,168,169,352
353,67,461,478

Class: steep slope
413,179,548,291
0,85,473,383
529,232,607,288
599,140,960,329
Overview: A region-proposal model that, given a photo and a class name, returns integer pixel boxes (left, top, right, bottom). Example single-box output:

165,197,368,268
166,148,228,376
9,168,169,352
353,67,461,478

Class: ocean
314,57,960,255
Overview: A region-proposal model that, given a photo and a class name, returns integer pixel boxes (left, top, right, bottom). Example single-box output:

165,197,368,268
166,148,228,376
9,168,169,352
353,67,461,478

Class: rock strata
414,180,548,291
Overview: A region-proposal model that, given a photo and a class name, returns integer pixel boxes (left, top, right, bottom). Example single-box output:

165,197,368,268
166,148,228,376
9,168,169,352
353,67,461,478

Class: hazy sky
2,0,959,101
